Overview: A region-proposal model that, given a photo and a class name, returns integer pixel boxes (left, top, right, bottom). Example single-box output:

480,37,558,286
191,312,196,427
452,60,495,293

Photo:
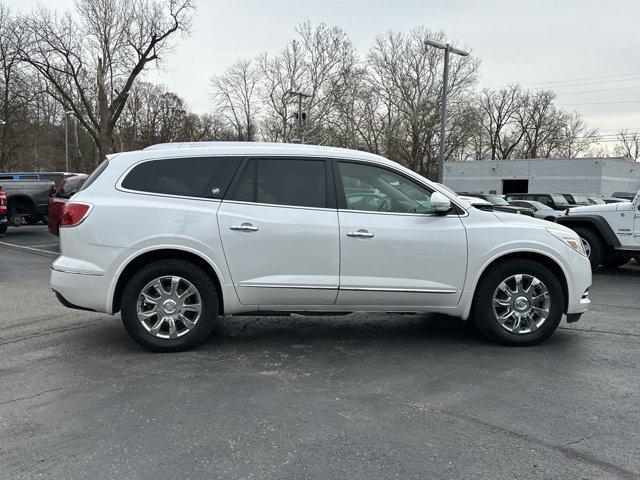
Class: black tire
572,227,604,269
472,259,565,346
603,253,628,268
0,221,6,236
121,259,219,352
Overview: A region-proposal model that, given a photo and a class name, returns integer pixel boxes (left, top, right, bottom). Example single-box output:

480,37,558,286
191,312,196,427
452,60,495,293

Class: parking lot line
0,241,58,256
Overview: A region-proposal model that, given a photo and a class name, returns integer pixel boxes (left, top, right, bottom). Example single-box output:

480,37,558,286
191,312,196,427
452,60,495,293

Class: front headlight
547,228,586,256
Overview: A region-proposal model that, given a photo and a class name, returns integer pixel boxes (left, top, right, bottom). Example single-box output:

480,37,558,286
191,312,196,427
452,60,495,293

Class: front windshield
551,194,569,204
528,200,553,211
571,194,591,205
483,194,510,206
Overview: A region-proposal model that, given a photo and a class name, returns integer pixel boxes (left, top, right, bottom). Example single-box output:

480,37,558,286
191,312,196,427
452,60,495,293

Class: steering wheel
377,196,391,212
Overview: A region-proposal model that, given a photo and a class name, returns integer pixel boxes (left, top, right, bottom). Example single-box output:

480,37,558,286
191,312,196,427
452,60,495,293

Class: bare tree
615,129,640,161
19,0,194,164
476,85,525,160
367,27,479,176
211,59,260,141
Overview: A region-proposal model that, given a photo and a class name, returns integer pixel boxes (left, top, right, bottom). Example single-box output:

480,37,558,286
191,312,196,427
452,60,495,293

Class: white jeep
557,190,640,269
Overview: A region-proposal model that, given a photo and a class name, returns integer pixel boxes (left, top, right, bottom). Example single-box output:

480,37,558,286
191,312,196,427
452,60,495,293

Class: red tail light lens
60,202,92,227
0,190,6,215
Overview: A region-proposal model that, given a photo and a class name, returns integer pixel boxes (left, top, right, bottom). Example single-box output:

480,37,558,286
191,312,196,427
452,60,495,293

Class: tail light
0,189,6,215
60,202,92,227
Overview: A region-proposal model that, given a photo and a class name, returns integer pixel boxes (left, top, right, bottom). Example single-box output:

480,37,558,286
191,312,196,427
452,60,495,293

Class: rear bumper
50,267,112,313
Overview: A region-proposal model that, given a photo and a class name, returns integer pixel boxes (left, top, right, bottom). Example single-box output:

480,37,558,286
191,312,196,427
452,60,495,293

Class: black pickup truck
2,178,56,227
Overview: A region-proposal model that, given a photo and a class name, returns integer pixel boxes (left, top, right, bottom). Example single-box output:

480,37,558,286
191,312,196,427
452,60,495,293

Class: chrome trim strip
238,283,337,290
340,287,458,294
237,283,457,294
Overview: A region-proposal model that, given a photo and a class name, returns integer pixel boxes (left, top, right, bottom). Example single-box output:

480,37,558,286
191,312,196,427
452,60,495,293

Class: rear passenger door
217,157,339,306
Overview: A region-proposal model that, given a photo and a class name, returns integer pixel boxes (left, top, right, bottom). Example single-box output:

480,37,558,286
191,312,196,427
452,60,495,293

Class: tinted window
230,158,326,208
122,157,239,198
56,177,86,199
338,162,434,214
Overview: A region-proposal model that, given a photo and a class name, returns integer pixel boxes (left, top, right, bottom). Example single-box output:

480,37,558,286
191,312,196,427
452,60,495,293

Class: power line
522,72,640,86
555,84,640,95
561,100,640,106
543,77,640,89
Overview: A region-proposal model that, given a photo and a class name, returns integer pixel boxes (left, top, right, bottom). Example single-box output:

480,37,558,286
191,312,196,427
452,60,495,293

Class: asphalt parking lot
1,226,639,479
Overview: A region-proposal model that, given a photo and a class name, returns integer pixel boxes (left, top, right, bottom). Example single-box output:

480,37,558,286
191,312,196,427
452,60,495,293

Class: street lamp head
424,39,470,57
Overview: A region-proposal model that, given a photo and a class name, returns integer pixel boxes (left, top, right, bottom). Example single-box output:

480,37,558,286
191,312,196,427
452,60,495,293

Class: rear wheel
0,221,6,236
121,260,219,352
472,259,565,346
572,227,604,269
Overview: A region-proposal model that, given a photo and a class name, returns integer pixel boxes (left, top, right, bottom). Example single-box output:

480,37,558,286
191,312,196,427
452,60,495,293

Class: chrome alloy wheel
580,237,591,258
492,274,551,334
136,276,202,339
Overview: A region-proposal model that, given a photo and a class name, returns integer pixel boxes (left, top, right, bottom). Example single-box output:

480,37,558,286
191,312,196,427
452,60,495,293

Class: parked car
611,191,636,201
457,192,535,216
51,142,592,351
557,189,640,269
458,195,494,211
504,193,573,211
48,174,87,236
2,178,55,227
508,200,562,222
0,185,7,236
0,173,42,181
561,194,592,207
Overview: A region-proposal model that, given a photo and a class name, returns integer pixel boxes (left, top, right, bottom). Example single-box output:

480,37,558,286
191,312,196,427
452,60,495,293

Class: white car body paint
51,142,592,323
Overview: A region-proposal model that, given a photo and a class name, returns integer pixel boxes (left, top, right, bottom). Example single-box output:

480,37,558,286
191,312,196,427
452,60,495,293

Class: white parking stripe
0,241,58,255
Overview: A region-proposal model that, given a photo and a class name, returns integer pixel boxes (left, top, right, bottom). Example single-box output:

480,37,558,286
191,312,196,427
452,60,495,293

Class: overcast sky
8,0,640,144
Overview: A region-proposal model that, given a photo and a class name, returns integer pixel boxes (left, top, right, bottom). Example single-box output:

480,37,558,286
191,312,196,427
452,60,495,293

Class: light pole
284,90,310,143
63,111,73,172
424,39,469,183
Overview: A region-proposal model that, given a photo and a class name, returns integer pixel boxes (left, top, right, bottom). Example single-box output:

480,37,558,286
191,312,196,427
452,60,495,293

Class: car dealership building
443,157,640,197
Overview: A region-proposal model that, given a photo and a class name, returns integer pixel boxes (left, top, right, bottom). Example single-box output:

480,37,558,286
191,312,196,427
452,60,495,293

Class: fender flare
556,214,621,247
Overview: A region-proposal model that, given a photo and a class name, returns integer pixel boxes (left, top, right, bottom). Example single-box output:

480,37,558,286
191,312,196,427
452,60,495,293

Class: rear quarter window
121,157,241,199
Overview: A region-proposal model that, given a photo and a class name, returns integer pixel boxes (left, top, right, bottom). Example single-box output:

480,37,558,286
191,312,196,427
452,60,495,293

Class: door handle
346,229,374,239
230,223,259,232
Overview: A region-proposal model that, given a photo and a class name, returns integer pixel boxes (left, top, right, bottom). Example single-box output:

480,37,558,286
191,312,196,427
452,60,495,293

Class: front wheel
0,221,7,236
121,260,219,352
472,259,565,346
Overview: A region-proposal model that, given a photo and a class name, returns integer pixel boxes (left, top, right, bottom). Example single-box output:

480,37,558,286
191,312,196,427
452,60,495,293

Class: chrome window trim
222,199,336,213
337,208,464,218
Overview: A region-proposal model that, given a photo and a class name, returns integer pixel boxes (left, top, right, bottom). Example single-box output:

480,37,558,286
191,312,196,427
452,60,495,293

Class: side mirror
431,191,452,214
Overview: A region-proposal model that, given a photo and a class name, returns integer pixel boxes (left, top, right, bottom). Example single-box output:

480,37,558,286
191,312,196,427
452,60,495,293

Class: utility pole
285,90,310,143
63,111,73,172
424,39,469,183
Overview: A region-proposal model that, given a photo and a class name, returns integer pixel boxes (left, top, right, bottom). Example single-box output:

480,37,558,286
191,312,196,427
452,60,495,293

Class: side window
338,162,434,214
56,178,85,199
121,157,240,198
230,158,327,208
538,195,551,206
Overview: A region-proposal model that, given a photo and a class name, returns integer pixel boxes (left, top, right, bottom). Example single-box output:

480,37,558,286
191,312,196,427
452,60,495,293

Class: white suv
51,142,592,351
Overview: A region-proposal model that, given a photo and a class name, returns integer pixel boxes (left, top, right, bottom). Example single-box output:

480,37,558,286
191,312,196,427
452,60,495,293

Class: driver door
334,160,467,308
